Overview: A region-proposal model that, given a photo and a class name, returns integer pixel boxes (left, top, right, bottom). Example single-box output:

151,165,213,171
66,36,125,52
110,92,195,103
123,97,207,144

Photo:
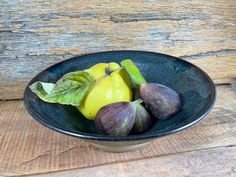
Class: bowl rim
23,50,216,141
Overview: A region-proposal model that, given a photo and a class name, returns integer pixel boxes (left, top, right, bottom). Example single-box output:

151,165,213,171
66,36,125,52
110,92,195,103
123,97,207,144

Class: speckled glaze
24,51,216,152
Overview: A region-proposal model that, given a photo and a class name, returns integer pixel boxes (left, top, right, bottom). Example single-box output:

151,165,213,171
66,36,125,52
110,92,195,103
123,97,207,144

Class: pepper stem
105,67,113,75
105,67,123,76
96,67,124,84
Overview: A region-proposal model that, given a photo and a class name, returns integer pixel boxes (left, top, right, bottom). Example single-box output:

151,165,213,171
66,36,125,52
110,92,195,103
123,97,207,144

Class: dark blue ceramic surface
24,51,216,141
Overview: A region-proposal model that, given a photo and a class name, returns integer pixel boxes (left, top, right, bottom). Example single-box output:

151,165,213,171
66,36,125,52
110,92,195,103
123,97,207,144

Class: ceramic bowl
24,51,216,152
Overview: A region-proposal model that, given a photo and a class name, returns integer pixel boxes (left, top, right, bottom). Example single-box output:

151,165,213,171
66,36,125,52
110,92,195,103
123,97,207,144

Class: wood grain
0,85,235,176
31,146,236,177
0,0,236,100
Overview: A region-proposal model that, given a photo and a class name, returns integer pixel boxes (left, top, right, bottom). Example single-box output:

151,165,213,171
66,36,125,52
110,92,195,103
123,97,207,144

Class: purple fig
95,100,142,136
132,103,152,134
138,83,181,120
121,59,181,120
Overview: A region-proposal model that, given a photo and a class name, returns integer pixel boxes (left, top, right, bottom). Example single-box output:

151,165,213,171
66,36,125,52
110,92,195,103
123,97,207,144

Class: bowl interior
24,51,215,141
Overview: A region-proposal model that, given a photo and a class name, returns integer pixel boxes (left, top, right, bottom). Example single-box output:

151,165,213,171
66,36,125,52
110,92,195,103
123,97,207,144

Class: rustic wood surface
0,86,235,176
0,0,236,176
33,146,236,177
0,0,236,100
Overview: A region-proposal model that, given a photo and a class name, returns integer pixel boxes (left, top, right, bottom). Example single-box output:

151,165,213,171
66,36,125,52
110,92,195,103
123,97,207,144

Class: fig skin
95,102,136,136
138,83,181,120
131,103,152,134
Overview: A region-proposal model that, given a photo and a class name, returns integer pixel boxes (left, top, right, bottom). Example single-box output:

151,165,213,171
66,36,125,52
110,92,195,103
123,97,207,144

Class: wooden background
0,0,236,176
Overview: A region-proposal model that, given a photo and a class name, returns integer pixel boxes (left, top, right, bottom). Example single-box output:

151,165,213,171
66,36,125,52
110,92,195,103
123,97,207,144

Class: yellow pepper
77,62,133,120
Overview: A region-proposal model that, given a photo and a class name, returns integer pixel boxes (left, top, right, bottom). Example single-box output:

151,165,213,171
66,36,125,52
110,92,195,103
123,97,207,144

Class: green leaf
29,71,96,106
41,82,55,94
120,59,147,88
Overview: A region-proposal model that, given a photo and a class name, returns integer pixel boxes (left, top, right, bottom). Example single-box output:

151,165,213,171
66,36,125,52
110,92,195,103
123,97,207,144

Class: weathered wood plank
31,146,236,177
0,55,235,100
0,85,235,176
0,0,236,99
190,55,236,84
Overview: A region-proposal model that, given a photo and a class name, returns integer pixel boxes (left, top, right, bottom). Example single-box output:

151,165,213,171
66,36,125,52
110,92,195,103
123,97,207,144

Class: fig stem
132,99,143,105
131,99,143,113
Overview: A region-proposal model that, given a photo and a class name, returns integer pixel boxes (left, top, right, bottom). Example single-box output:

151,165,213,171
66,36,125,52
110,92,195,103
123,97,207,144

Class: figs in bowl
24,50,216,152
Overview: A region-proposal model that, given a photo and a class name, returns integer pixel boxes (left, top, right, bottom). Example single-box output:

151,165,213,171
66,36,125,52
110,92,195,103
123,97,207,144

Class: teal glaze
24,51,216,141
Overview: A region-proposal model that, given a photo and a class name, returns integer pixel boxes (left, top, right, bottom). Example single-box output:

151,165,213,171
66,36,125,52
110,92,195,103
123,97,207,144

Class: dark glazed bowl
24,51,216,152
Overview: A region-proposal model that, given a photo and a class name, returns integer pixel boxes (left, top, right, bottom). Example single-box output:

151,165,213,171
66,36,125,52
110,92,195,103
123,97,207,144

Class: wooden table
0,1,236,176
